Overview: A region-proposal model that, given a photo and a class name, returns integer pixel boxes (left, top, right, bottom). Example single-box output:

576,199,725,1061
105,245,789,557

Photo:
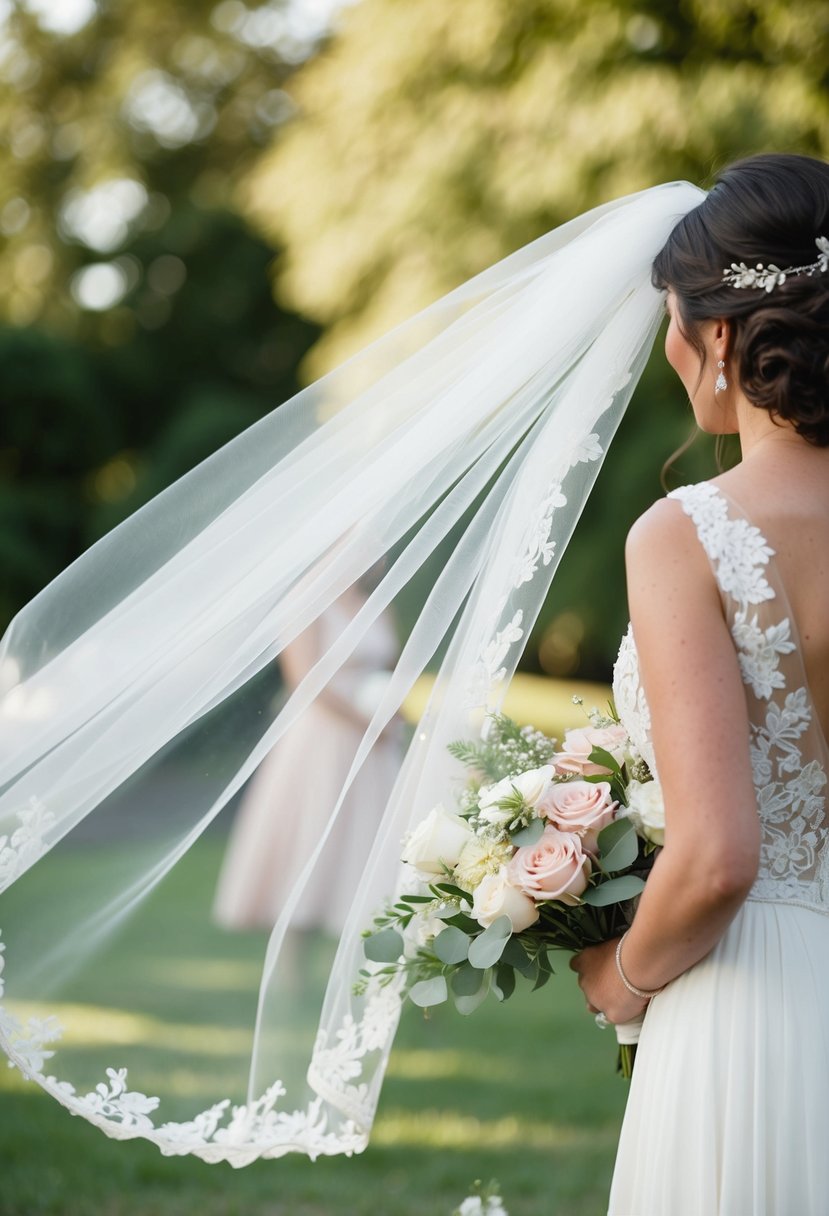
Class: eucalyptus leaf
501,935,535,977
451,962,484,997
363,927,404,963
598,818,638,872
510,817,545,847
454,970,491,1015
433,926,470,964
582,874,646,906
409,975,449,1007
467,915,512,969
494,963,516,1001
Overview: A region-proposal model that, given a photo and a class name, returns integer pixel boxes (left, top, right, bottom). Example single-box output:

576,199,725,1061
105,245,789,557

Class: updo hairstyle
652,152,829,447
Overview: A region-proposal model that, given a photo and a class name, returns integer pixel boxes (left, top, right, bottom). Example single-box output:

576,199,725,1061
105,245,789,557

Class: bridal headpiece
722,235,829,293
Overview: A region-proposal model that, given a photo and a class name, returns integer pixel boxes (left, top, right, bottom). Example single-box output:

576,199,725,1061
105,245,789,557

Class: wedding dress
609,480,829,1215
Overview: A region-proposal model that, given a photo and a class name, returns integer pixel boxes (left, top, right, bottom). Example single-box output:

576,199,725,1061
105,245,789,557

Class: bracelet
615,930,664,1000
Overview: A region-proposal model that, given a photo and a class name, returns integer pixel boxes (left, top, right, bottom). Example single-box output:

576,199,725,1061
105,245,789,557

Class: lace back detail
667,483,829,911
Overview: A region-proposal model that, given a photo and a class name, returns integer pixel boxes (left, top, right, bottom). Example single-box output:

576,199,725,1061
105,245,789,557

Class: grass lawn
0,836,628,1216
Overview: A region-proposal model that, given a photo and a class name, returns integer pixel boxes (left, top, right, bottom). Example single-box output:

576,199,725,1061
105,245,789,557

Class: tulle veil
0,179,705,1163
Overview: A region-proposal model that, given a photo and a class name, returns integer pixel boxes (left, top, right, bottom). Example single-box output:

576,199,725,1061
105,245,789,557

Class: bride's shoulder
625,480,716,559
624,483,724,619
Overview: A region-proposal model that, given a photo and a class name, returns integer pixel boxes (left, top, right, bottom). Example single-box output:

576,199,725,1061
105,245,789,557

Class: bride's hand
569,938,650,1024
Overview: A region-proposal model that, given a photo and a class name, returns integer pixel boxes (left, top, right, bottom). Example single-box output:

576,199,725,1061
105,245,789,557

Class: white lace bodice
612,481,829,913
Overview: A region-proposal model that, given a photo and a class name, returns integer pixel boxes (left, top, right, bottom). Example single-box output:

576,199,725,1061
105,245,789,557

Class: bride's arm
571,496,762,1018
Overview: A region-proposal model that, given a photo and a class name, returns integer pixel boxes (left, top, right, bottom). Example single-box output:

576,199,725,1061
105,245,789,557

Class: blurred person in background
213,578,404,935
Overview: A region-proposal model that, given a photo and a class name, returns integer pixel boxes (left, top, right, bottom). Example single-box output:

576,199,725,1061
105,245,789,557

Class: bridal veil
0,179,705,1162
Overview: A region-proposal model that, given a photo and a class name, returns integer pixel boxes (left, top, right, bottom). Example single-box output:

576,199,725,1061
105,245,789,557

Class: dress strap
666,482,777,612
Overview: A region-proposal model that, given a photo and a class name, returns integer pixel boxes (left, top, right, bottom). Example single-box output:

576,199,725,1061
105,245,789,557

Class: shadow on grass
0,837,625,1215
0,1087,618,1216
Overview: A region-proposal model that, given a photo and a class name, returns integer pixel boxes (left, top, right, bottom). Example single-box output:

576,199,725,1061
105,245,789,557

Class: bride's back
715,446,829,745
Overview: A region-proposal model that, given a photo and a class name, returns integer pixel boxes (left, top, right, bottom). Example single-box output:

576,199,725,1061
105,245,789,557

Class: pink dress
212,600,403,934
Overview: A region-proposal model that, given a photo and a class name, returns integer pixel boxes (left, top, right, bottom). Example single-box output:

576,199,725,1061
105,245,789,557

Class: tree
0,0,341,334
0,0,327,623
245,0,824,675
250,0,828,376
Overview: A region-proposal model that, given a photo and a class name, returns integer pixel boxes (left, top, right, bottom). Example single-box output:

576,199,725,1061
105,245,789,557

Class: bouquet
359,701,664,1076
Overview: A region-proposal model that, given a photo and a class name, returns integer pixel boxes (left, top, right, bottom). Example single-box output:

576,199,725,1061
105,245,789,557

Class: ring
594,1011,610,1029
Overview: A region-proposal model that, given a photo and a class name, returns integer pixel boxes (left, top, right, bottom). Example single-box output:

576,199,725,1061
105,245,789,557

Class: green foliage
467,915,512,970
582,874,647,906
364,926,406,962
595,818,639,874
0,207,320,626
0,2,324,628
0,836,630,1215
509,817,545,847
249,0,829,676
252,0,829,372
0,0,317,333
448,711,558,783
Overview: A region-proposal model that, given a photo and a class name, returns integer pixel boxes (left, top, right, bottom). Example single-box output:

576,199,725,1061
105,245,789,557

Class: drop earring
714,360,728,393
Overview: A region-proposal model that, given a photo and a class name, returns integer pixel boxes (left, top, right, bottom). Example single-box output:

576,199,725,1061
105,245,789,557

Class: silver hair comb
722,236,829,292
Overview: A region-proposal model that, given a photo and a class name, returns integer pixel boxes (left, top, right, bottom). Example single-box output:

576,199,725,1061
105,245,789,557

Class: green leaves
363,927,404,962
582,874,645,906
510,817,545,847
588,746,622,777
453,971,491,1015
433,926,470,964
467,915,512,969
597,818,638,873
409,976,449,1007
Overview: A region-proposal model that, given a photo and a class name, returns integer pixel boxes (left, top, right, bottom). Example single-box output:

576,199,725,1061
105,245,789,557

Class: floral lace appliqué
0,925,396,1164
614,482,829,915
0,797,56,894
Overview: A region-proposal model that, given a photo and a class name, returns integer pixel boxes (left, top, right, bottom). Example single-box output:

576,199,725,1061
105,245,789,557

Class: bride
0,151,827,1213
571,151,829,1212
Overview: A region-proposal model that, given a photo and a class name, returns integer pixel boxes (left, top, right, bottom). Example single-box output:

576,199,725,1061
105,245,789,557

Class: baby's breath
448,712,557,783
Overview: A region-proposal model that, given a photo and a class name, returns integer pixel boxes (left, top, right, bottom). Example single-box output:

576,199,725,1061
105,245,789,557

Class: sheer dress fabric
609,482,829,1216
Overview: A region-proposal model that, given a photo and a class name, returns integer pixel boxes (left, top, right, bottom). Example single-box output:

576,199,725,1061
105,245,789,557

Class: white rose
477,765,555,825
624,778,665,846
401,804,474,875
471,866,540,932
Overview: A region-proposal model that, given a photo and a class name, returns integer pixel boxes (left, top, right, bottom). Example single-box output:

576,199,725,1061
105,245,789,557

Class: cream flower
402,805,474,876
624,778,665,846
454,836,513,891
470,866,540,932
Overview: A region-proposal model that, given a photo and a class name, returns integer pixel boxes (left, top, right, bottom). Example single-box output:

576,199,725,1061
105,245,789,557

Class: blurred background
7,0,828,681
1,1,828,1213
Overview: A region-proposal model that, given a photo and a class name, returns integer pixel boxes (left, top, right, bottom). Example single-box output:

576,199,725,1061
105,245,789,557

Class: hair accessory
715,359,727,393
615,930,664,999
722,236,829,293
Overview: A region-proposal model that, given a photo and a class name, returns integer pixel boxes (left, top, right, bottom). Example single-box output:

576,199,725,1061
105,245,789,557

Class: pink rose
542,780,618,854
508,826,592,905
552,724,628,776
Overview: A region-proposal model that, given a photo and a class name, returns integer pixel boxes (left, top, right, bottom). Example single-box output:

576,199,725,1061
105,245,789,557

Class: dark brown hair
652,152,829,447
